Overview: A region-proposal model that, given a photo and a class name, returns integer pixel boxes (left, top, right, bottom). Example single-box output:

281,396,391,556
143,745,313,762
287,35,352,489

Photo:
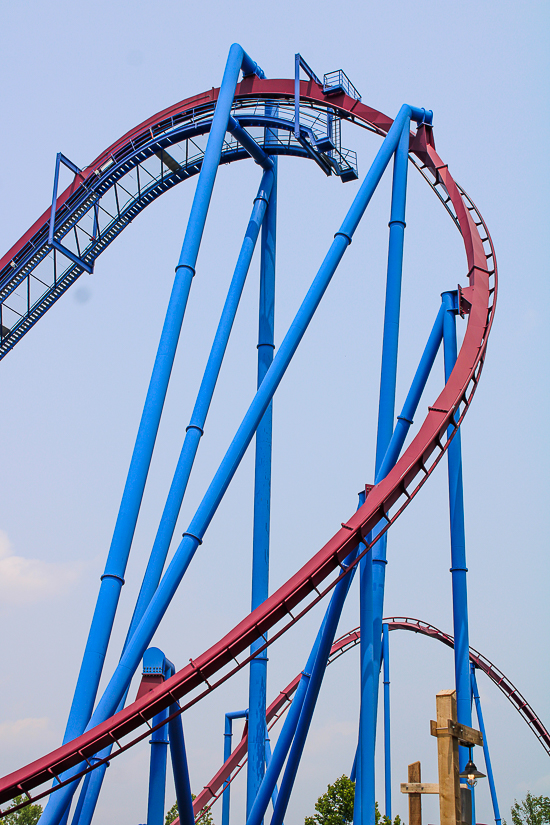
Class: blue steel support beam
357,115,410,825
441,290,472,767
74,168,275,825
249,491,365,825
270,532,363,824
371,116,411,678
264,739,281,814
47,106,428,822
222,710,248,825
294,55,300,140
167,706,195,825
247,149,278,816
47,153,93,274
471,665,502,825
40,42,265,825
246,670,310,825
227,118,274,171
127,167,273,643
279,294,442,822
68,760,103,825
147,708,170,825
376,302,445,481
90,104,422,723
382,623,391,820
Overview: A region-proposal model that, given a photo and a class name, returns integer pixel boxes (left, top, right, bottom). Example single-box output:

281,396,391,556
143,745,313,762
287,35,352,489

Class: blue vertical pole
355,537,373,823
382,623,391,820
441,290,472,767
294,55,300,139
247,145,277,814
471,666,501,825
371,115,411,685
222,715,233,825
358,115,410,825
222,710,248,825
147,708,170,825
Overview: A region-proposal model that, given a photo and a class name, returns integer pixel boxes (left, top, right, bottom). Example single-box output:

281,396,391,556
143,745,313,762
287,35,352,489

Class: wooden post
408,761,422,825
436,689,461,825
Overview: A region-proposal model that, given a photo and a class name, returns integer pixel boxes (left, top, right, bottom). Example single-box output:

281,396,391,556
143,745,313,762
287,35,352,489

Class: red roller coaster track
0,77,497,812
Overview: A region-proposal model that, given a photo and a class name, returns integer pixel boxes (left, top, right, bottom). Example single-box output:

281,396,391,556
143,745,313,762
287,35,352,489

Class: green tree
305,775,355,825
3,797,43,825
304,776,402,825
510,793,550,825
165,796,215,825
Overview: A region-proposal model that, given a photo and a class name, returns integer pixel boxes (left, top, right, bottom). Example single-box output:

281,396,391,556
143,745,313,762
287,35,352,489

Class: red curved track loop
0,78,497,811
188,619,548,821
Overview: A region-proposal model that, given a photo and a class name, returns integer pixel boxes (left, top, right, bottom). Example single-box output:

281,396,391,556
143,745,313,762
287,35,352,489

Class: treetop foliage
165,796,215,825
3,797,43,825
304,776,402,825
510,793,550,825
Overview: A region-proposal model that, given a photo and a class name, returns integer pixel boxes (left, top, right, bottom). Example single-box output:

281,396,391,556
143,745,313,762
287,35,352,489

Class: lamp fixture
459,746,486,787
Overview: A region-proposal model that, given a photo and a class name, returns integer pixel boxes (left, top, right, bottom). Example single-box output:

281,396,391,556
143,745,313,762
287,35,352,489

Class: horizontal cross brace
401,783,439,794
430,718,483,746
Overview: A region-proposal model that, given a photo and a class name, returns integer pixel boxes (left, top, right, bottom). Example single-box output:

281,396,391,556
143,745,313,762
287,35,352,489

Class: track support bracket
48,152,93,274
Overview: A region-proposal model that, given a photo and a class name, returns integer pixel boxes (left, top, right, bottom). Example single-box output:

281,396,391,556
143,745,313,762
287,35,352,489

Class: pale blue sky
0,1,548,823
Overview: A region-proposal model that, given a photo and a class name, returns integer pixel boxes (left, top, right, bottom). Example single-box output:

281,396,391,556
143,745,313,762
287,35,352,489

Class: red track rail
0,78,497,813
190,619,549,821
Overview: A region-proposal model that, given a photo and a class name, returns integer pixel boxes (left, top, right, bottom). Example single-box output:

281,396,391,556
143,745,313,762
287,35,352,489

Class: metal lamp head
459,757,486,787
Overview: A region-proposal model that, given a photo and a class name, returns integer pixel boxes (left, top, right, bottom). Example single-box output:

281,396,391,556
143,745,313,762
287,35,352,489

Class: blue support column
357,115,410,825
167,706,195,825
471,666,501,825
71,167,273,825
253,491,365,825
247,148,278,815
270,541,361,825
129,168,273,644
246,669,310,825
441,290,472,775
264,738,282,815
247,538,361,825
47,105,429,823
222,710,248,825
376,302,445,481
382,623,391,820
147,708,170,825
91,104,419,728
248,491,366,825
39,43,266,825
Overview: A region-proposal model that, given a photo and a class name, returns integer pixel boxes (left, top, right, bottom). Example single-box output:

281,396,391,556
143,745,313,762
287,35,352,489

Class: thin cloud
0,531,80,606
0,716,49,741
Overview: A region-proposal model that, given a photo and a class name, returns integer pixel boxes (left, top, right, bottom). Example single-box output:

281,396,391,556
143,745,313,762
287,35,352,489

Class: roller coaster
0,43,546,825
